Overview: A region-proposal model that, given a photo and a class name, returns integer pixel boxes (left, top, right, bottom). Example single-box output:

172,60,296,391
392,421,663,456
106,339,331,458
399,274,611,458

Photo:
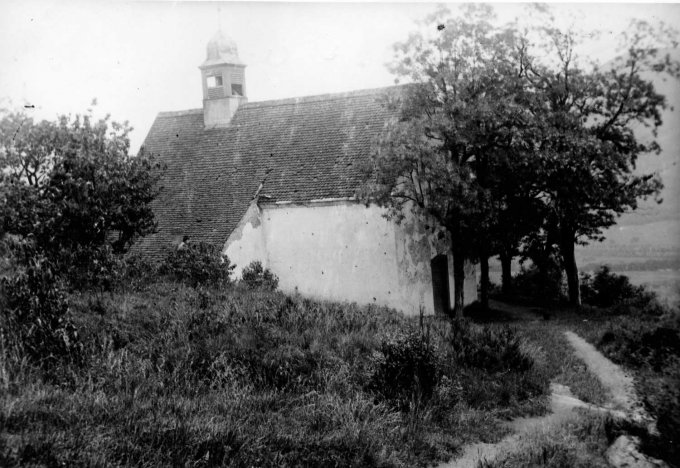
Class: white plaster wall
262,202,411,311
224,200,478,316
223,202,267,278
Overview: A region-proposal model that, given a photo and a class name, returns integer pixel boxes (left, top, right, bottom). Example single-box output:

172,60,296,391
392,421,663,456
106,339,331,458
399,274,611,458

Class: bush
241,260,279,290
369,330,439,410
512,263,565,304
598,317,680,372
447,319,533,373
159,242,234,287
0,256,81,369
580,266,655,309
595,311,680,465
122,251,157,280
61,244,124,291
643,360,680,465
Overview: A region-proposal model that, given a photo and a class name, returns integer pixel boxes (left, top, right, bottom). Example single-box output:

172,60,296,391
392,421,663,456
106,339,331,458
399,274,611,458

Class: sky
1,1,679,152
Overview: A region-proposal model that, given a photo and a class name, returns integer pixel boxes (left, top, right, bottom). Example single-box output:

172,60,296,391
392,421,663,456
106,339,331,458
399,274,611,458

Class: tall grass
572,307,680,467
1,281,549,467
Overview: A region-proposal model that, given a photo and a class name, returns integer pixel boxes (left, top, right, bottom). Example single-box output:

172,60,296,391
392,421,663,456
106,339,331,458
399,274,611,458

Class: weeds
481,413,611,467
0,281,552,467
158,242,234,287
241,260,279,291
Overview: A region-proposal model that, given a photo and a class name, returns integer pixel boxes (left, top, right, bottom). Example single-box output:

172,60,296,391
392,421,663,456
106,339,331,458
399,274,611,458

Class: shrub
512,263,565,304
122,251,157,280
61,244,124,291
598,317,680,372
0,256,81,369
369,330,439,409
447,319,533,373
159,242,234,287
643,360,680,465
595,311,680,465
114,251,158,291
580,266,656,311
241,260,279,290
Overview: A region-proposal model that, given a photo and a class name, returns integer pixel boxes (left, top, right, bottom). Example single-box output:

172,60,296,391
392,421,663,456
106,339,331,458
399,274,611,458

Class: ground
1,282,676,467
447,300,671,468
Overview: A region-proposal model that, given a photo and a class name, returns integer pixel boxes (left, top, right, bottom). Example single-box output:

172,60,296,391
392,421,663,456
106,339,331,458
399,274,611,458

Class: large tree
362,6,531,314
516,17,677,306
0,107,162,283
364,5,678,312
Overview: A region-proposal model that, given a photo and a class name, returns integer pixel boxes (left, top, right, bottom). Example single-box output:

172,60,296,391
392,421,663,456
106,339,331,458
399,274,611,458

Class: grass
569,308,680,467
512,321,609,406
479,412,611,468
0,280,551,467
467,304,609,407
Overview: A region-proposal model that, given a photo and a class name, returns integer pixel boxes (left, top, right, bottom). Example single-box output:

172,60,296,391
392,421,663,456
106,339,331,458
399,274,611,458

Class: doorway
430,254,450,315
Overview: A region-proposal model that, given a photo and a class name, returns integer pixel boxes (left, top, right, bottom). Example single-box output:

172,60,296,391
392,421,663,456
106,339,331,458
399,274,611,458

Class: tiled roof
134,86,401,259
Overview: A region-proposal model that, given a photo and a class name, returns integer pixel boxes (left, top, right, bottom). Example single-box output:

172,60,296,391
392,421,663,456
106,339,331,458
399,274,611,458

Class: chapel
136,31,478,315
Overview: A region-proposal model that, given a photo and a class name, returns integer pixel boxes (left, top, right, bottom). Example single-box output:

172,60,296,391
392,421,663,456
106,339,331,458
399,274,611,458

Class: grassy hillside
1,281,551,467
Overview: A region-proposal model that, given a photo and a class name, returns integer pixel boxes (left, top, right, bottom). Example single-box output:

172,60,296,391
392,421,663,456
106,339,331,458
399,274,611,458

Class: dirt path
563,330,655,429
563,331,636,413
438,383,593,468
439,318,655,468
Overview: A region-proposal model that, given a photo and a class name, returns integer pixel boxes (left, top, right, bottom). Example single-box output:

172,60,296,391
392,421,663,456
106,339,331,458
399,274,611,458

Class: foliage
360,5,535,314
0,108,162,289
120,251,158,282
0,281,552,467
369,330,439,410
364,5,679,309
515,321,608,406
512,262,566,304
61,244,125,292
446,319,534,373
576,304,680,466
580,266,656,310
480,414,611,468
240,260,279,291
159,242,234,287
0,256,81,370
514,12,677,305
597,314,680,372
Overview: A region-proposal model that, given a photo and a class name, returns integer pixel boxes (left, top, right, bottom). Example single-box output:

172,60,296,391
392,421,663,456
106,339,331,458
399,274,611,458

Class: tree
362,5,530,315
0,111,60,187
517,16,677,306
0,107,162,286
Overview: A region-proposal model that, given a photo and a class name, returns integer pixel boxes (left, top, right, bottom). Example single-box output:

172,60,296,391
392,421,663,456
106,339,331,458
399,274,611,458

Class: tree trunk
452,251,465,317
500,251,512,296
479,254,490,311
560,230,581,307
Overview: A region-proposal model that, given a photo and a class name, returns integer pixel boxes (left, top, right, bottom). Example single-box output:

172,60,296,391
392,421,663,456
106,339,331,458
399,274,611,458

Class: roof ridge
155,84,407,118
157,109,203,118
241,84,406,110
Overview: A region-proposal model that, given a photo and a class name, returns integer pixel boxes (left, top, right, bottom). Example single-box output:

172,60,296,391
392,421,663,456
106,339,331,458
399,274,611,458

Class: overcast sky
1,1,679,152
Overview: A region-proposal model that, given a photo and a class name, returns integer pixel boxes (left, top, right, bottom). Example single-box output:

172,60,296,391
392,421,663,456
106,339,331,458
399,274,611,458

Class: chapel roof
134,85,403,259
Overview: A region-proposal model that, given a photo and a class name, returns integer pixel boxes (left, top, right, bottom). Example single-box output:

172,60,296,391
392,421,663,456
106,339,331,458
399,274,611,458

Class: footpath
439,303,665,468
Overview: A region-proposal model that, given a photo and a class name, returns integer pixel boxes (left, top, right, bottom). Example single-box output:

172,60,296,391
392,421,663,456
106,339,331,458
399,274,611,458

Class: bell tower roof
201,30,244,68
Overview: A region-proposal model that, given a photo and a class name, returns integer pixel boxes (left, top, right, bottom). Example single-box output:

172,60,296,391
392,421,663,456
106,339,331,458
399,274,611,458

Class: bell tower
199,30,247,128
